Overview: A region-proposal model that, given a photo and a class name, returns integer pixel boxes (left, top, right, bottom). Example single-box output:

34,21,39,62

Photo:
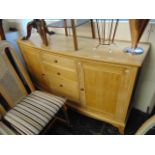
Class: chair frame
136,115,155,135
47,19,96,50
0,41,71,135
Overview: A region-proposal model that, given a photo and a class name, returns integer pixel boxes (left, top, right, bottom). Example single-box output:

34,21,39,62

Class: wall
4,19,155,113
114,22,155,114
133,23,155,113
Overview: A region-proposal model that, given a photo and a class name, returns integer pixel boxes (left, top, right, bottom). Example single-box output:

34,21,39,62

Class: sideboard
18,34,150,133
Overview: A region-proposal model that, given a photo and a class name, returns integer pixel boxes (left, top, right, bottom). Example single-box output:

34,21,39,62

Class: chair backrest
0,41,35,113
136,115,155,135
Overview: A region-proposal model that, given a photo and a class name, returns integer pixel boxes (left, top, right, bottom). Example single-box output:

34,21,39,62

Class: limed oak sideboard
18,34,150,133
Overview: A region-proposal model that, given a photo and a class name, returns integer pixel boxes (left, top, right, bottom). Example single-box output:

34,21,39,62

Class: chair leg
0,20,6,40
40,118,57,135
54,104,72,128
71,19,78,51
64,19,68,36
62,104,71,127
90,19,96,39
41,104,72,134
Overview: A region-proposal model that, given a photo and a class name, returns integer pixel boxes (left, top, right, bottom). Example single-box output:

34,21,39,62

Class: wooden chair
136,115,155,135
0,41,70,135
47,19,96,50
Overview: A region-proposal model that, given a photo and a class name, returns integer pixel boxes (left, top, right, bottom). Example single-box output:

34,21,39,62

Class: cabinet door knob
57,72,61,75
42,73,45,76
54,60,58,63
59,84,63,87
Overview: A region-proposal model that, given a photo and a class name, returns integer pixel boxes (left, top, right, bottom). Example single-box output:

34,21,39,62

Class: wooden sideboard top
18,34,150,67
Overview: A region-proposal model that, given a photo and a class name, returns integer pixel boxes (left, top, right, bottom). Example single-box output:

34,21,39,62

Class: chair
0,41,70,135
0,121,17,135
136,115,155,135
47,19,96,50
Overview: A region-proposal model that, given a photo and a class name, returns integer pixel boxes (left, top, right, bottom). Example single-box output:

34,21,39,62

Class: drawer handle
124,69,129,74
59,84,63,87
54,60,58,63
57,72,61,75
80,88,84,91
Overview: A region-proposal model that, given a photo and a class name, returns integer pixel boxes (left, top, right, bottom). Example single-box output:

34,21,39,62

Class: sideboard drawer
41,53,76,70
47,75,79,102
42,62,78,82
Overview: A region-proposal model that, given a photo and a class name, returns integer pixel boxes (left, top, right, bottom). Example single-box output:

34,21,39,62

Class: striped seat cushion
4,91,66,135
0,121,17,135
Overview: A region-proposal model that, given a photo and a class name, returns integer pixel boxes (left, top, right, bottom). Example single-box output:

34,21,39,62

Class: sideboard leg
118,126,125,134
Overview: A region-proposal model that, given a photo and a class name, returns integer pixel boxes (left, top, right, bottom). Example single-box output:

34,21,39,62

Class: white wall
4,19,32,36
114,22,155,114
133,23,155,113
4,19,155,113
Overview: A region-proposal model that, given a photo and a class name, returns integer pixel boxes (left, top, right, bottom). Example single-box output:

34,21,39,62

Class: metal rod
111,19,119,43
96,19,101,44
108,19,114,44
103,19,106,44
101,20,104,44
100,20,103,43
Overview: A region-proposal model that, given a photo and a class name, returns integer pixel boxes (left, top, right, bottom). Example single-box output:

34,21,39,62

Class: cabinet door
20,46,47,88
82,62,137,122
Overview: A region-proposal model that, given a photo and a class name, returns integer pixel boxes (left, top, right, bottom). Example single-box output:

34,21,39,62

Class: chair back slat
0,41,28,108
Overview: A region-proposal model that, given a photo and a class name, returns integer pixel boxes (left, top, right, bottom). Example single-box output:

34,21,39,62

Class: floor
46,107,152,135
